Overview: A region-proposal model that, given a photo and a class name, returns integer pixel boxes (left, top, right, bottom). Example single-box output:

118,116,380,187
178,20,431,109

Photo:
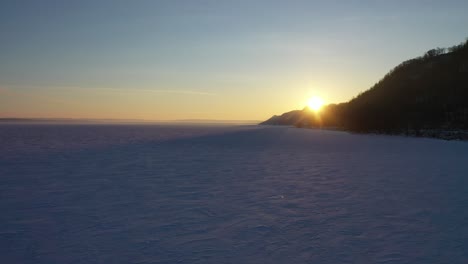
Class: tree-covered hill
261,38,468,138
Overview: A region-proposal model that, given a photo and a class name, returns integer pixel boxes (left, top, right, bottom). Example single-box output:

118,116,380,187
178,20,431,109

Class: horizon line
0,117,262,124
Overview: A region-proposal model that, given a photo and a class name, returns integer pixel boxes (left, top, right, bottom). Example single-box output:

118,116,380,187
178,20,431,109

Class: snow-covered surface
1,124,467,263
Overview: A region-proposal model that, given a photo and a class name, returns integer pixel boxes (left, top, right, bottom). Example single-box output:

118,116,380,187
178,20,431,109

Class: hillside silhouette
261,38,468,138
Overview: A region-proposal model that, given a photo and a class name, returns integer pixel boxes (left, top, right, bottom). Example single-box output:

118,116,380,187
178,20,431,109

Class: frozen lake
1,124,467,263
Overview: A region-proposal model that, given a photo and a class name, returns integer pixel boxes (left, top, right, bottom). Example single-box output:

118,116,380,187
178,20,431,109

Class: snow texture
1,124,468,263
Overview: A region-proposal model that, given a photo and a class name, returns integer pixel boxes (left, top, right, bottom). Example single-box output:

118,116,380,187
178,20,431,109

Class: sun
307,96,325,112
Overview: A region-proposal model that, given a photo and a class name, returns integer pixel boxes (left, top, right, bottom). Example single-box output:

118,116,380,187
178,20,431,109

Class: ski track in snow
1,124,468,263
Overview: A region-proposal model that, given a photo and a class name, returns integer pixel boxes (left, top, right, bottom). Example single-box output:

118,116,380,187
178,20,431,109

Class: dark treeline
261,38,468,138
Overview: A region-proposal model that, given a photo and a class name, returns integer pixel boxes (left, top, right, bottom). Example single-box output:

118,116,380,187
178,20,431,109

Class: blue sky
1,0,467,120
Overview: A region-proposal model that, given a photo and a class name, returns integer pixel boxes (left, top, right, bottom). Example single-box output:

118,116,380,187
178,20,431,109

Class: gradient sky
1,0,467,120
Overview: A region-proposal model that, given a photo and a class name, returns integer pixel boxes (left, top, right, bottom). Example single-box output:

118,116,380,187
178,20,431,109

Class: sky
1,0,468,121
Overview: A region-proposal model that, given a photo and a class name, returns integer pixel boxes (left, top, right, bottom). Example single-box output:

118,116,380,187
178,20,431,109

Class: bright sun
307,96,325,112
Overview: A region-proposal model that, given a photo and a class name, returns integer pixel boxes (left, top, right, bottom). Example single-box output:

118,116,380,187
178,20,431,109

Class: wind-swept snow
1,125,467,263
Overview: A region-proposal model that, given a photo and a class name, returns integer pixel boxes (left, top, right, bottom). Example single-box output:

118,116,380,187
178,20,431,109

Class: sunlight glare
307,96,325,112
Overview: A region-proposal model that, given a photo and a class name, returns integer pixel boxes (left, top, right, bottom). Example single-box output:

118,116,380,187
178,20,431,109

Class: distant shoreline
0,118,260,125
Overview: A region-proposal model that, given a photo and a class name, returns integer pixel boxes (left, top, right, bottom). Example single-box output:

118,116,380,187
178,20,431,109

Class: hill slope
261,39,468,136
